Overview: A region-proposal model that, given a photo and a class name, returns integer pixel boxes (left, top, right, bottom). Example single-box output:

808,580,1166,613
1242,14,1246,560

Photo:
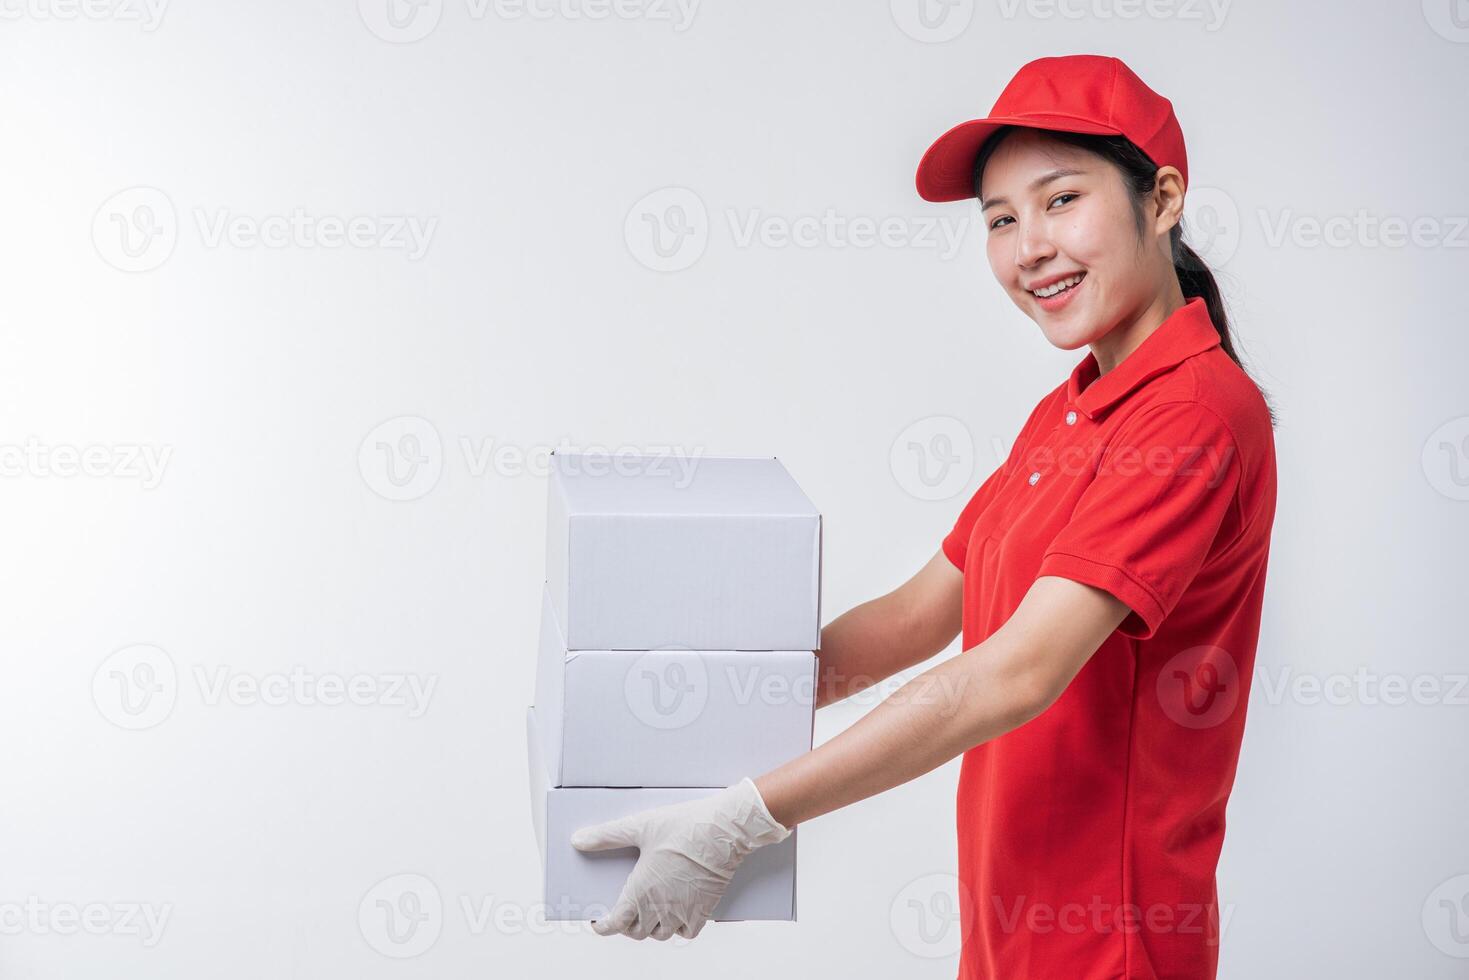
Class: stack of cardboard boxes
526,452,822,921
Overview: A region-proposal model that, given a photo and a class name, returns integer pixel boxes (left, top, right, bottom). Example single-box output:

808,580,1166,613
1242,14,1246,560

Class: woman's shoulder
1141,347,1275,452
1130,349,1277,513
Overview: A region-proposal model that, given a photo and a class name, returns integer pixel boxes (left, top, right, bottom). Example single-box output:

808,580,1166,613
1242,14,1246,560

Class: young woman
573,54,1278,980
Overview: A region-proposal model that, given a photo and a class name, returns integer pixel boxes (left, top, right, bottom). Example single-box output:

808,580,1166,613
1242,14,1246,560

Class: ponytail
1170,221,1276,425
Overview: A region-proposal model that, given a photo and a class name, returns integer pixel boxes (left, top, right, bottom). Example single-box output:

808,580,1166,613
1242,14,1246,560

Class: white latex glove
570,776,791,941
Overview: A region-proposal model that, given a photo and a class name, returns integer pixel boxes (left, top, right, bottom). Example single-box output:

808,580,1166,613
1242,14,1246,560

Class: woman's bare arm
758,575,1130,829
814,549,964,709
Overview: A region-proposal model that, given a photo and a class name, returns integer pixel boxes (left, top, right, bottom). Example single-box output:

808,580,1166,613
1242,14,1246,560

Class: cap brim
915,114,1122,203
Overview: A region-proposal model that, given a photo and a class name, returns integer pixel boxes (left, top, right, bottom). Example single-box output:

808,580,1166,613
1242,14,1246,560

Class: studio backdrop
3,2,1466,977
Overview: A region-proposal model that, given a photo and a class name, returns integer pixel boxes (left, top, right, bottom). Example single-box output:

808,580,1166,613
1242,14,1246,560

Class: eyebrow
979,168,1089,211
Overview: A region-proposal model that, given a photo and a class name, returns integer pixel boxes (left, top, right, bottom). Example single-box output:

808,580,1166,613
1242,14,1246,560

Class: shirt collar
1066,296,1222,420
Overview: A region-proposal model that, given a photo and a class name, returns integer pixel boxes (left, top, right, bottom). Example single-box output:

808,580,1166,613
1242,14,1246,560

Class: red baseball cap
915,54,1188,203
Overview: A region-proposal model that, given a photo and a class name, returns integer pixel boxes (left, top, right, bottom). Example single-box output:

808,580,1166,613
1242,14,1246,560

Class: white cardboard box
533,585,816,787
545,452,821,651
526,707,798,921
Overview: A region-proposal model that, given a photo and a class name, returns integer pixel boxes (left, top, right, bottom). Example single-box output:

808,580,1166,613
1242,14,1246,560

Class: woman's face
979,130,1161,351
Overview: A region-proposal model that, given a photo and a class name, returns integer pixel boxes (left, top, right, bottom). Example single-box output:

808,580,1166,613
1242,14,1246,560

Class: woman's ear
1152,166,1187,236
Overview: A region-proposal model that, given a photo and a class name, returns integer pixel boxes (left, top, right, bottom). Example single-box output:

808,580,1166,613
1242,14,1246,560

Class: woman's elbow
990,647,1069,730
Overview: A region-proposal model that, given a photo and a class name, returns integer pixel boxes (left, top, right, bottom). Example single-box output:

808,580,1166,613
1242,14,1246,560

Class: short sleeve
1036,400,1243,639
942,394,1055,571
942,460,1009,571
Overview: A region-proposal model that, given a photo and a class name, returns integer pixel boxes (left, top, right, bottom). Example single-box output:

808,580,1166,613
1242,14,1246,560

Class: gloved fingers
571,814,642,852
650,918,678,942
677,915,708,940
624,912,654,941
590,898,637,937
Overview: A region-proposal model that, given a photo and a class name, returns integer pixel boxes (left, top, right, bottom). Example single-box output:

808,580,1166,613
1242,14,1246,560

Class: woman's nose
1015,222,1055,269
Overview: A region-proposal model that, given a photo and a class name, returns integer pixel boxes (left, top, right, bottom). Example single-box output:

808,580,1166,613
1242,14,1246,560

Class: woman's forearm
758,576,1128,830
759,632,1042,828
814,590,958,709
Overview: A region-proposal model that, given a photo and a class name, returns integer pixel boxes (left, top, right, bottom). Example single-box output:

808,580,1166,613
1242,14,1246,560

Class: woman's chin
1015,296,1098,350
1035,323,1096,352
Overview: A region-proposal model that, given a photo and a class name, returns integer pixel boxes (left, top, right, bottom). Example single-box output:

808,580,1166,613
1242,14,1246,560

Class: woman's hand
570,776,792,941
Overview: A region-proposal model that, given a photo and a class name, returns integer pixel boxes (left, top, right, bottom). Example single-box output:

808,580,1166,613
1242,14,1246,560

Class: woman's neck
1090,283,1188,376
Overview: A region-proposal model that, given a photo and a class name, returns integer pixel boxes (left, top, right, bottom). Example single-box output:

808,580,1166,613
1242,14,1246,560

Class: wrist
729,776,792,849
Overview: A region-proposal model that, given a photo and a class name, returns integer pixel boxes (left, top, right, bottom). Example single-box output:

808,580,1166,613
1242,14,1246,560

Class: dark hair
972,126,1274,424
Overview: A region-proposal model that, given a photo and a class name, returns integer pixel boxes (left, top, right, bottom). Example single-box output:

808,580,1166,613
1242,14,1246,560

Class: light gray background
4,1,1467,976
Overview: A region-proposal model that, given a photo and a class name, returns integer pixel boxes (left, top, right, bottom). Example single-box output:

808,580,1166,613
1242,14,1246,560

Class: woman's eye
988,215,1013,230
1049,193,1078,208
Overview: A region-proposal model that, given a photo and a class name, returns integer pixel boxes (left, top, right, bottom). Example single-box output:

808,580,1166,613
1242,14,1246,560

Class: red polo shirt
942,297,1277,980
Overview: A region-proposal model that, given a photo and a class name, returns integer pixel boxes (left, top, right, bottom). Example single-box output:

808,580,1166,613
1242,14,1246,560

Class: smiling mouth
1030,272,1086,299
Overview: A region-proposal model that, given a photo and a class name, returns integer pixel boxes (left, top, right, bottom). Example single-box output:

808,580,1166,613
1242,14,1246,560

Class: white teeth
1033,273,1083,298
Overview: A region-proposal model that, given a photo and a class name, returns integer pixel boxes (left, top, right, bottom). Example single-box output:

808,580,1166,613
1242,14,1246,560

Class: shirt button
1065,410,1077,425
1027,471,1041,486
